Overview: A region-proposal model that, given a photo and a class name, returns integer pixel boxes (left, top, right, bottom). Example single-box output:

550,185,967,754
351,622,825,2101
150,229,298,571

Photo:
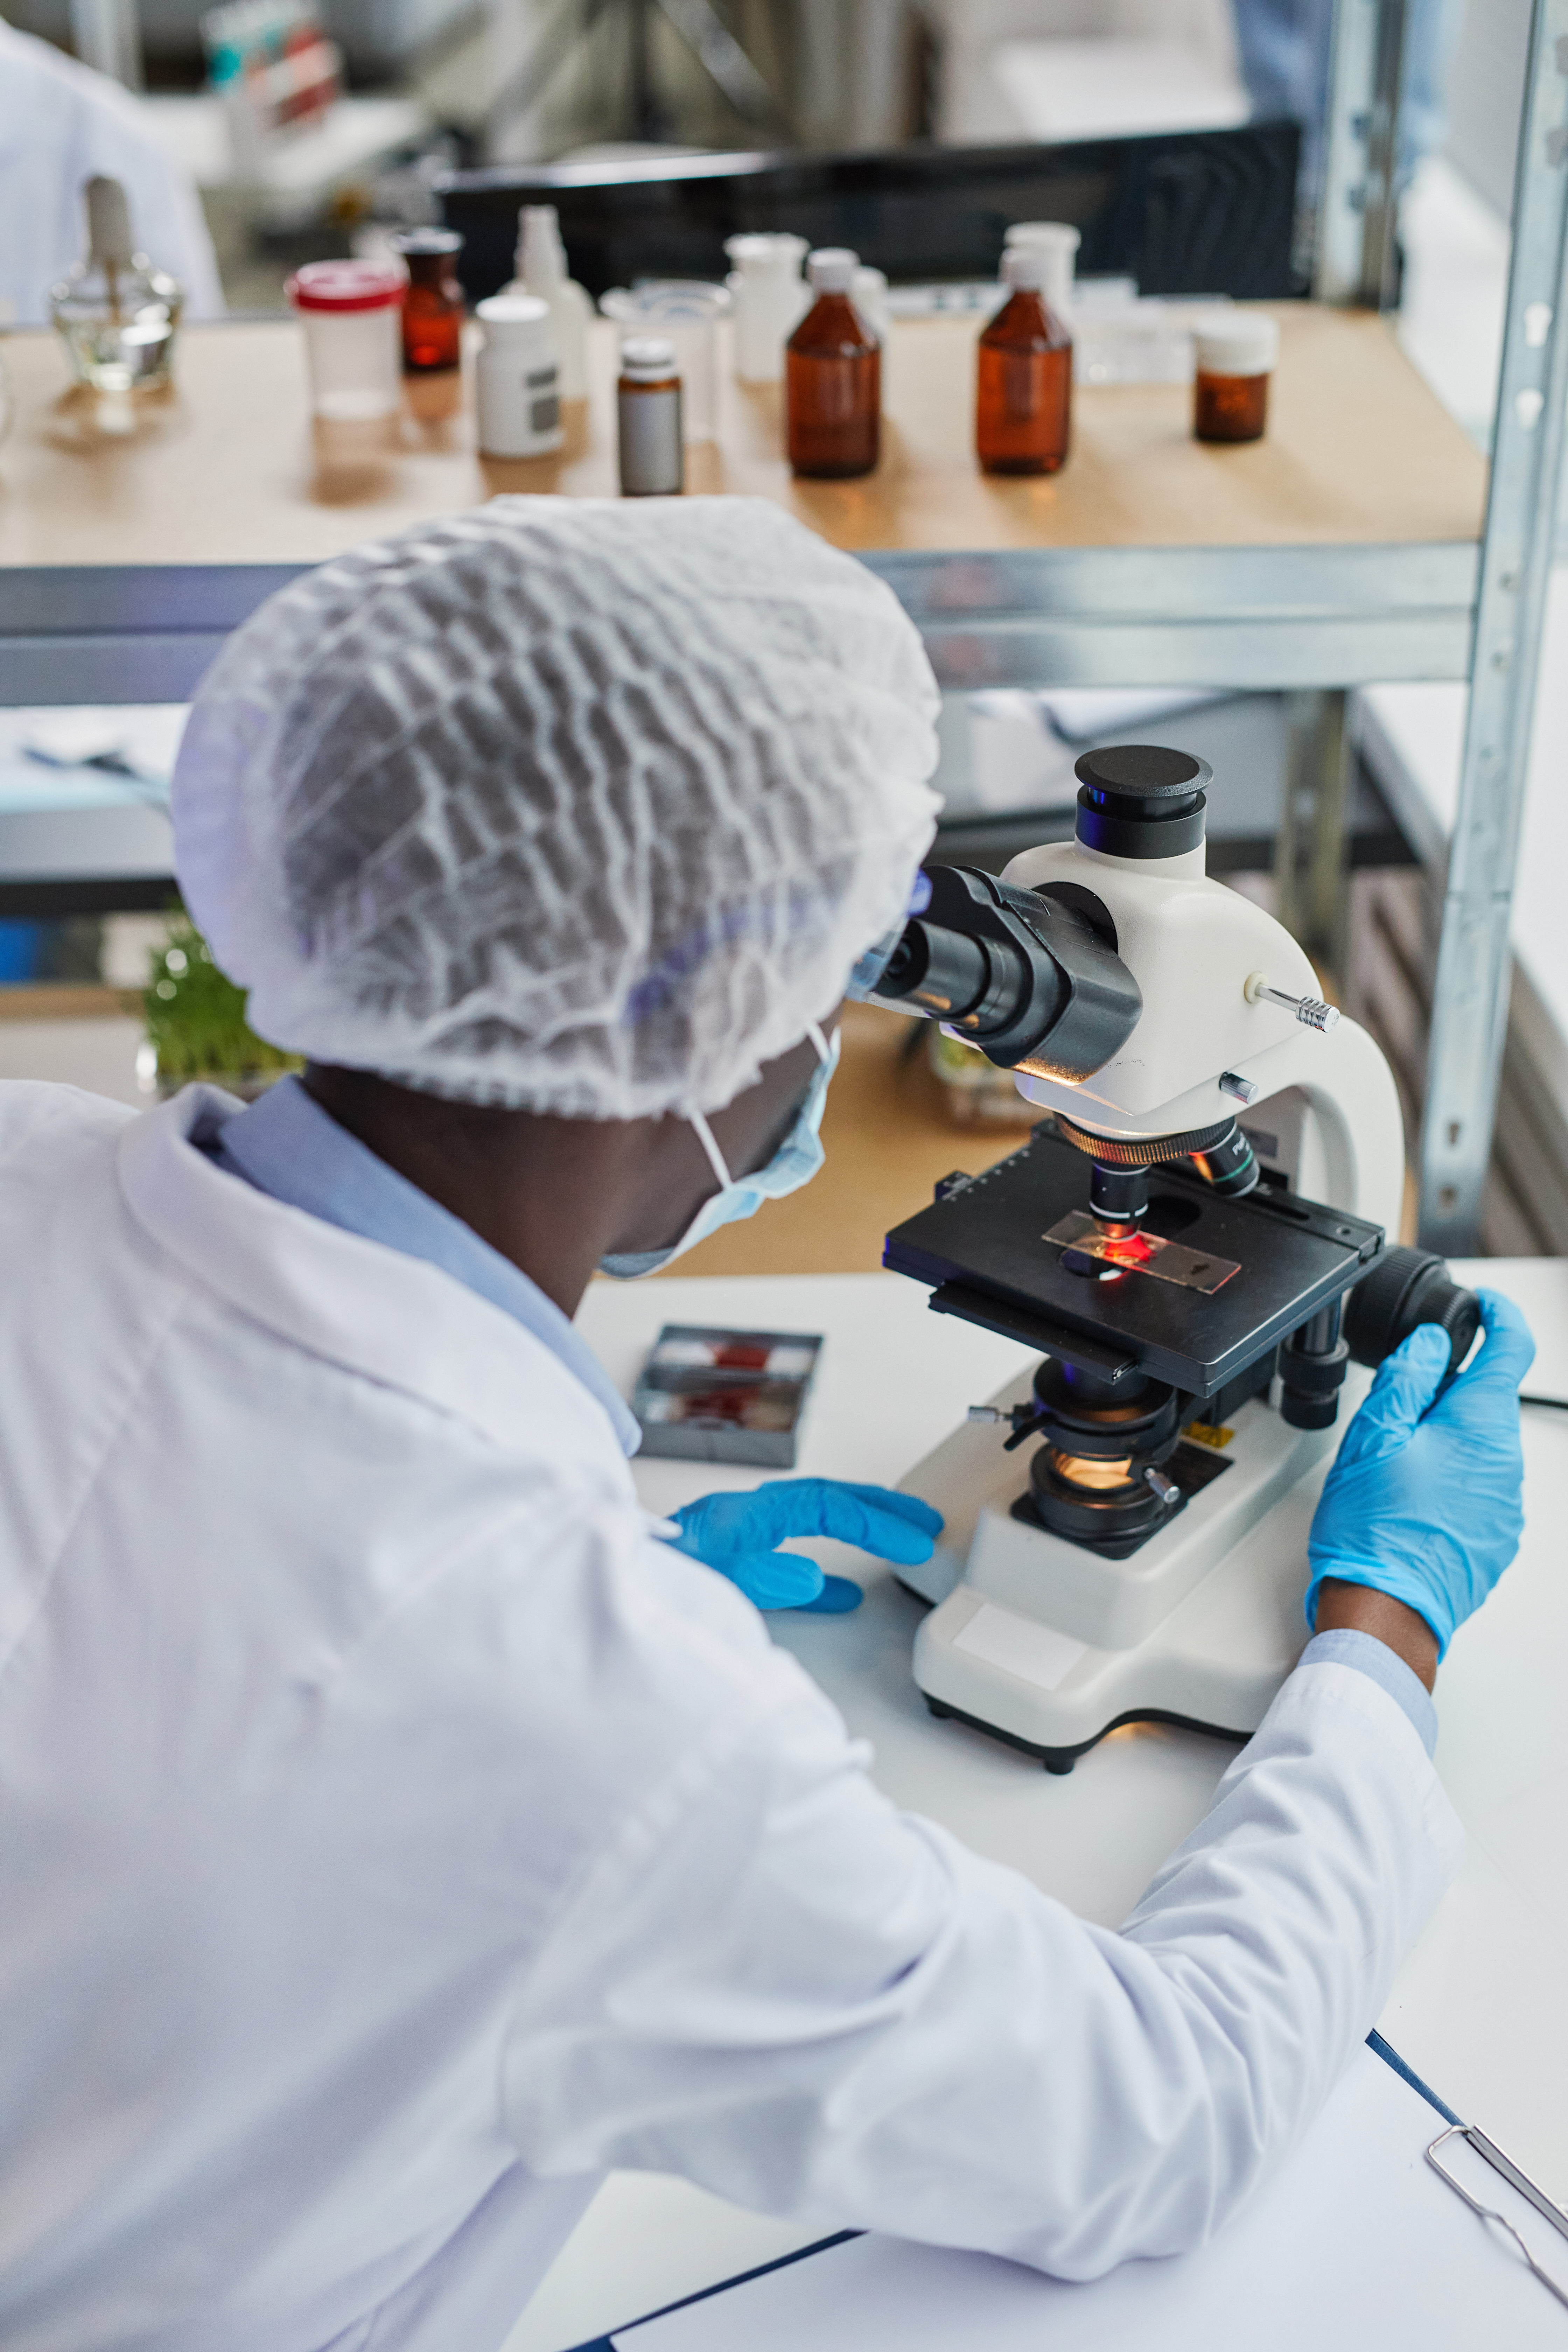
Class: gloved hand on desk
1306,1289,1534,1660
666,1479,944,1613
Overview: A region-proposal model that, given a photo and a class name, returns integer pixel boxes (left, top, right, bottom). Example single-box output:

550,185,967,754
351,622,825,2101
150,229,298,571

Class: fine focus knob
1343,1246,1481,1377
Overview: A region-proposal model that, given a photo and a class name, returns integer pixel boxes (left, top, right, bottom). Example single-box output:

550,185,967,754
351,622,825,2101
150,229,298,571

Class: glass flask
389,228,465,375
50,176,182,394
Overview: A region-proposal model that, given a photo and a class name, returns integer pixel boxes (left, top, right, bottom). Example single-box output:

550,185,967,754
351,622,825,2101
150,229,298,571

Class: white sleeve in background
502,1646,1462,2282
0,24,225,327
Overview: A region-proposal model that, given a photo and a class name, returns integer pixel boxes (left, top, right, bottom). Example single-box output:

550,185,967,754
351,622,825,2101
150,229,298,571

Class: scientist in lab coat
0,498,1530,2351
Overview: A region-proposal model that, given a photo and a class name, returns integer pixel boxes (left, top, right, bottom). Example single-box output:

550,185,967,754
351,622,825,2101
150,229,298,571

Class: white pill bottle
474,294,565,458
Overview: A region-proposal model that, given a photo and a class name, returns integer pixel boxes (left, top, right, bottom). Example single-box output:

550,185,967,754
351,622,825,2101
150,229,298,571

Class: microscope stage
884,1125,1382,1398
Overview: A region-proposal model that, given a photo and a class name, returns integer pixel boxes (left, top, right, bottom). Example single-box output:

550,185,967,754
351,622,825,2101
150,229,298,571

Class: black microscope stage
884,1125,1384,1400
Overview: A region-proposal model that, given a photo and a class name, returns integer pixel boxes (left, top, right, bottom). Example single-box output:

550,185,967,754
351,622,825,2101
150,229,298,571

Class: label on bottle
618,384,684,494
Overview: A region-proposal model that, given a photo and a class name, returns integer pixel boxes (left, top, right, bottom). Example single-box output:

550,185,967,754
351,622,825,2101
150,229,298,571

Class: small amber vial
1193,315,1280,444
389,228,465,376
786,246,880,479
976,245,1072,475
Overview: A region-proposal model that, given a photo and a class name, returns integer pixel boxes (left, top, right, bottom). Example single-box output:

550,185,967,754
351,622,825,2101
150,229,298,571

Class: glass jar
50,176,182,394
389,227,465,375
1193,315,1280,444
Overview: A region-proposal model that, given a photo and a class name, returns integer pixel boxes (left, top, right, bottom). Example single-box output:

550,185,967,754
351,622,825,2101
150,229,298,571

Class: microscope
863,744,1478,1773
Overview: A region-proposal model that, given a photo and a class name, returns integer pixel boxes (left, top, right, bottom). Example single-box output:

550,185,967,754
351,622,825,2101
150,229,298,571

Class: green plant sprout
142,919,300,1085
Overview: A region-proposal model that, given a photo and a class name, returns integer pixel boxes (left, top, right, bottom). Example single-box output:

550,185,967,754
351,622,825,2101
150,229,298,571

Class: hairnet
172,497,940,1119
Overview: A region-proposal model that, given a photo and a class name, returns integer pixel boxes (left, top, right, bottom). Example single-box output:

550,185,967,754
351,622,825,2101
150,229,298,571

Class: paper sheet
615,2049,1568,2350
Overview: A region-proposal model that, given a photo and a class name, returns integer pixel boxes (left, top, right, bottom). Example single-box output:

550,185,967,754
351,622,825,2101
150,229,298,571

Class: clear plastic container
286,260,404,421
723,232,809,382
600,281,729,441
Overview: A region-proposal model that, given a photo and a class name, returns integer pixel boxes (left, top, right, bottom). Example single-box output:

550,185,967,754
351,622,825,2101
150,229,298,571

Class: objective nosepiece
1074,743,1212,861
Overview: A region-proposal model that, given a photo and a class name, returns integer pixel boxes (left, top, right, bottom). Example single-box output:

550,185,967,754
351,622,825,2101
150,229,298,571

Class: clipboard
565,2035,1568,2352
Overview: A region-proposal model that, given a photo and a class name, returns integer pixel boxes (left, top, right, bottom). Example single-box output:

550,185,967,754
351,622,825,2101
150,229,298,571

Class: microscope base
898,1368,1367,1770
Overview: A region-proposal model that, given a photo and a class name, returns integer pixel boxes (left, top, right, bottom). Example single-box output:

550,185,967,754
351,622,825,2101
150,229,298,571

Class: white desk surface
503,1260,1568,2352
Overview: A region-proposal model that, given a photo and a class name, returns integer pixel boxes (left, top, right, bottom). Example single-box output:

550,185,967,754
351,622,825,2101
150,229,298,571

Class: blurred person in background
0,13,223,326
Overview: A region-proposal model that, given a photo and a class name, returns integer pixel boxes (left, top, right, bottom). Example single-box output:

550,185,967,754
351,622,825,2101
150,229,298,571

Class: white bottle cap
724,232,808,272
620,334,678,380
806,246,859,293
1005,222,1082,258
1001,247,1050,292
476,293,552,338
1193,314,1280,377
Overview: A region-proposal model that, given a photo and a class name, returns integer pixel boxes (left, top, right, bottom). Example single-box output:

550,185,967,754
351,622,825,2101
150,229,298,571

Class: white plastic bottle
474,294,563,457
506,205,593,401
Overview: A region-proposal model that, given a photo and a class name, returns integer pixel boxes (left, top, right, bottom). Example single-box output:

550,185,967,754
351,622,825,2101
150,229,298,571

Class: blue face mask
601,1023,839,1280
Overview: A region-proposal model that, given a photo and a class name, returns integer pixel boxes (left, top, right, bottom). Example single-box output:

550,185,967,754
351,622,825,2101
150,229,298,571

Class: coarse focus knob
1343,1247,1481,1377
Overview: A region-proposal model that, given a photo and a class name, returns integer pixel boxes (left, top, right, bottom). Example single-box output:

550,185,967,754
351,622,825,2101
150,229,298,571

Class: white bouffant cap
172,496,940,1118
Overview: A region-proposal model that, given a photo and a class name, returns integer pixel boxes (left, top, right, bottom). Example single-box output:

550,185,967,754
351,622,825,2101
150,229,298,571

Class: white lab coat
0,22,223,328
0,1080,1462,2352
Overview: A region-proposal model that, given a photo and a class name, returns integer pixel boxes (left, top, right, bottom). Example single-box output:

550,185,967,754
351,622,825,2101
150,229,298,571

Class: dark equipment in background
436,121,1303,307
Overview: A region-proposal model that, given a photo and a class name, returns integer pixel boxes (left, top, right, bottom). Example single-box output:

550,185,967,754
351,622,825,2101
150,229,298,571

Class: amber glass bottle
786,247,880,479
976,247,1071,475
1193,315,1280,444
390,228,465,375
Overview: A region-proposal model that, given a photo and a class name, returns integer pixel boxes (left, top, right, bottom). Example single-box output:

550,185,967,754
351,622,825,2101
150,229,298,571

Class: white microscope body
892,807,1406,1771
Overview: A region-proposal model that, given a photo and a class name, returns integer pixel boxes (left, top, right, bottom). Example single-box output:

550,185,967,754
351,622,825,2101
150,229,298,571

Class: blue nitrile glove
1305,1289,1535,1658
667,1478,945,1613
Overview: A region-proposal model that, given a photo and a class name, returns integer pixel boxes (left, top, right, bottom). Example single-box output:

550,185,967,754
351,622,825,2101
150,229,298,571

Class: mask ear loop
688,1111,733,1191
690,1025,832,1190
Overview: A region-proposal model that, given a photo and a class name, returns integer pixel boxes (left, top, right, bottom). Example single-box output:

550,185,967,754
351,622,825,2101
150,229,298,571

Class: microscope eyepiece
1073,744,1212,861
861,864,1142,1080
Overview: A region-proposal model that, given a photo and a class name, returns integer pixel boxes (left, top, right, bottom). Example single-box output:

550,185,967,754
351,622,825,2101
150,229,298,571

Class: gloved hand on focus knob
666,1478,944,1613
1306,1289,1534,1657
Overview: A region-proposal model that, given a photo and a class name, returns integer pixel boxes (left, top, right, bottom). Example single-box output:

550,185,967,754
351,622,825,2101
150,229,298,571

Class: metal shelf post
1418,0,1568,1251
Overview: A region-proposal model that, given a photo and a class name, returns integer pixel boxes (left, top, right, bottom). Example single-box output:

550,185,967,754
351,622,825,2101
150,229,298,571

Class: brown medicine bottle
388,228,465,375
976,246,1072,475
1193,315,1280,443
786,247,879,478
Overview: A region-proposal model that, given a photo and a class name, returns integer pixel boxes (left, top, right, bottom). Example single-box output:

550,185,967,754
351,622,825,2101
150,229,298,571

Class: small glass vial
475,294,562,457
50,175,183,393
389,227,465,375
1193,316,1280,444
618,336,683,495
286,260,404,420
786,247,879,480
976,246,1072,476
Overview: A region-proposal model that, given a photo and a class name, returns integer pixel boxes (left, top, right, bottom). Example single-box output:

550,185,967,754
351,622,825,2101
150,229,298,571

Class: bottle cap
85,176,135,266
724,231,808,272
620,335,679,381
1005,221,1082,257
287,260,405,313
806,247,859,293
1193,314,1280,377
388,227,464,257
1001,247,1050,292
476,293,552,337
